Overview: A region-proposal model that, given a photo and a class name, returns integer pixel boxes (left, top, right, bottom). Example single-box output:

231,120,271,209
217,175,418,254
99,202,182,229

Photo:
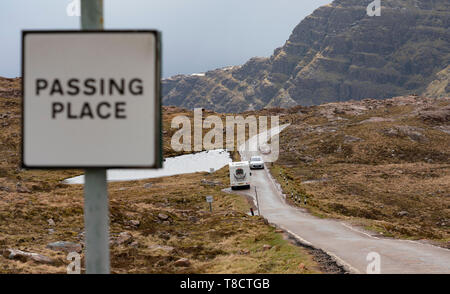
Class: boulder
200,179,221,186
359,117,394,124
262,244,272,251
158,213,169,221
174,258,191,267
397,211,409,217
343,135,363,143
419,106,450,124
46,241,82,253
4,249,54,264
148,245,175,253
299,155,314,163
129,220,140,227
382,126,427,142
238,249,250,255
115,232,134,245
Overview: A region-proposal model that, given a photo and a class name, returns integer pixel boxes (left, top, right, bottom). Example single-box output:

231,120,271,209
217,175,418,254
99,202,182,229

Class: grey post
254,187,261,216
84,169,109,274
81,0,109,274
81,0,104,30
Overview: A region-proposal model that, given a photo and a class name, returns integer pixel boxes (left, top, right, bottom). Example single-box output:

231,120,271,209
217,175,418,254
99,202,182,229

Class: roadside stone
115,232,134,245
343,135,363,143
158,213,169,221
298,263,307,270
174,258,191,267
148,245,175,253
129,220,140,227
238,249,250,255
4,249,54,264
397,211,409,217
201,179,221,186
299,155,314,163
262,244,272,251
46,241,82,253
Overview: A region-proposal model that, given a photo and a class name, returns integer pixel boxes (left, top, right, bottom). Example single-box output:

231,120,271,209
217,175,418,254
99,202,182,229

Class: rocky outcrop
423,66,450,99
162,0,449,112
46,241,82,253
2,249,54,264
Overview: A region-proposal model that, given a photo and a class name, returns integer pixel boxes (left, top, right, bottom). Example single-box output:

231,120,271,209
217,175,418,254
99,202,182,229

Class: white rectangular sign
22,31,162,168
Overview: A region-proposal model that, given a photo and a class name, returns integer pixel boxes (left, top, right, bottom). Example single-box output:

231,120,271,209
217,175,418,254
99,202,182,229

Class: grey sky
0,0,330,78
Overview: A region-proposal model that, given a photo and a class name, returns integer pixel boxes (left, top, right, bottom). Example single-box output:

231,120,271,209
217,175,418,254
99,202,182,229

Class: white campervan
229,161,251,190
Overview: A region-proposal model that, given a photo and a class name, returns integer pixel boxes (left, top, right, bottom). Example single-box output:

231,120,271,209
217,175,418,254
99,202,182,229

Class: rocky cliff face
162,0,449,112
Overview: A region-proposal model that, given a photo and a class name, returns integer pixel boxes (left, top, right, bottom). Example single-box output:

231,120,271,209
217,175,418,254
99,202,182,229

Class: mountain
162,0,450,113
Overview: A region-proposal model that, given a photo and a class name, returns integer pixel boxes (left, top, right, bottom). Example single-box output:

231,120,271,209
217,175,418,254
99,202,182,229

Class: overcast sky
0,0,330,78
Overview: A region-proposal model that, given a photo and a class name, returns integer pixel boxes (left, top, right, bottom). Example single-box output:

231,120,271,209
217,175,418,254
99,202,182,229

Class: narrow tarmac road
237,124,450,274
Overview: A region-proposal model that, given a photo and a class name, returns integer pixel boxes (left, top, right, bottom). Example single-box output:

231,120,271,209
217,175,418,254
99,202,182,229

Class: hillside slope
269,95,449,245
162,0,449,112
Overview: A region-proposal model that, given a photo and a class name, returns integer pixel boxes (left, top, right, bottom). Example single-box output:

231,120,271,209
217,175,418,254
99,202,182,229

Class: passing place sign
22,31,162,168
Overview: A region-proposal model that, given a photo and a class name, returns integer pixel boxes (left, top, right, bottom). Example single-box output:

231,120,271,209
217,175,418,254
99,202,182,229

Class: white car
249,156,264,169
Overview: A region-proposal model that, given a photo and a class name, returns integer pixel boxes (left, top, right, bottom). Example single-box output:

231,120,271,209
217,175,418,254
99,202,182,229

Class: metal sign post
81,0,103,30
255,187,261,216
81,0,109,274
206,196,213,212
84,168,109,274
